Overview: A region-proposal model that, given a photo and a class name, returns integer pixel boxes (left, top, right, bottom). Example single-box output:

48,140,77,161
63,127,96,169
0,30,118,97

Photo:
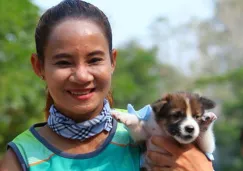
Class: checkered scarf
47,99,113,141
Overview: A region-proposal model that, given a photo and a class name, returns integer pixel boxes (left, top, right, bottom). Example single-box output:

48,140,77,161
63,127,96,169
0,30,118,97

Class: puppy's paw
111,110,139,127
201,112,217,123
200,112,217,131
110,110,122,121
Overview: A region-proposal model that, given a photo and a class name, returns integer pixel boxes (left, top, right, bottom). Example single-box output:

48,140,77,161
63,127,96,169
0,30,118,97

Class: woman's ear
31,53,44,78
111,49,117,73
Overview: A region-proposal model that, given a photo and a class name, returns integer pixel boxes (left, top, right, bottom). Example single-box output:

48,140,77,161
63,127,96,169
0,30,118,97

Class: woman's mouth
67,88,95,100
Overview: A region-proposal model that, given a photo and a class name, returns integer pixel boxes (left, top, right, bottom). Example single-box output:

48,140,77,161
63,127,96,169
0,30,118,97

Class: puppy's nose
185,125,194,133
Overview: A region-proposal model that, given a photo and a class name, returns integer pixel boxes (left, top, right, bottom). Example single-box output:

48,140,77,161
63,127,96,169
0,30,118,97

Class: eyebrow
52,53,73,60
51,50,105,60
87,50,105,57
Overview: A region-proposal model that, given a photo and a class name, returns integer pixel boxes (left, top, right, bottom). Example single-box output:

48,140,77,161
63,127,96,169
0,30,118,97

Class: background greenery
1,0,243,170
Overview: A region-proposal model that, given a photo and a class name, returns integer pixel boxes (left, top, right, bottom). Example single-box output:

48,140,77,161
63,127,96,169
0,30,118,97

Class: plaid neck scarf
47,99,113,141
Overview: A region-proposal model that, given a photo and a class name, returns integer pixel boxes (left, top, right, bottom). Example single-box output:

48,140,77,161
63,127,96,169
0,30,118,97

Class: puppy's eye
195,115,201,119
171,111,182,119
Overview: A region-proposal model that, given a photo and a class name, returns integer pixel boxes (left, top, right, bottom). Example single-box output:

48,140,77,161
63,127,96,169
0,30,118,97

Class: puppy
112,92,217,168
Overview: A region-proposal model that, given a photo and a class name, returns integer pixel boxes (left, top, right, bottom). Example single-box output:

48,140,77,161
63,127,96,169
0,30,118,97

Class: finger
146,150,174,167
151,136,193,155
110,110,119,118
147,138,171,154
110,110,124,122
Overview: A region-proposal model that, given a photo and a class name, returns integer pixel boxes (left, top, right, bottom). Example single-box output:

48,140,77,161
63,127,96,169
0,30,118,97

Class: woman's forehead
45,19,109,55
53,19,103,35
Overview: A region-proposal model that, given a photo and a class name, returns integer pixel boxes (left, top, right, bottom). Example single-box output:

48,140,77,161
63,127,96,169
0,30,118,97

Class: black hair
35,0,113,63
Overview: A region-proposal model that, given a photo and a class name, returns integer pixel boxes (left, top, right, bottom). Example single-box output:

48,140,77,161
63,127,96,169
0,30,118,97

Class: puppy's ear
199,96,216,110
151,94,171,113
151,99,167,113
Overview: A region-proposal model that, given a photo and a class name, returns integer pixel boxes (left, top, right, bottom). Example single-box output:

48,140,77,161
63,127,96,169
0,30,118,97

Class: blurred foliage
190,0,243,169
112,41,161,108
112,41,191,108
194,67,243,170
0,0,45,155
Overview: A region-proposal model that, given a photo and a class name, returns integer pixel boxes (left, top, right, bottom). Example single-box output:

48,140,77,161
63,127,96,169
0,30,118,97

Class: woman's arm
147,136,214,171
0,149,22,171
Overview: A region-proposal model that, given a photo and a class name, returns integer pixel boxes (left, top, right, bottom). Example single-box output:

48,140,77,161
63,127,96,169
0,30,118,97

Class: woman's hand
146,136,214,171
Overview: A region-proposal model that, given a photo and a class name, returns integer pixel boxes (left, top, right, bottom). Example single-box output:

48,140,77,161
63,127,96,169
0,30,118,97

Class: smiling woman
0,0,214,171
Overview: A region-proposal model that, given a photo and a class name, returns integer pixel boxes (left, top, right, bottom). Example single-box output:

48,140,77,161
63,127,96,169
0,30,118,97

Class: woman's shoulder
1,147,25,171
10,122,46,147
7,122,51,170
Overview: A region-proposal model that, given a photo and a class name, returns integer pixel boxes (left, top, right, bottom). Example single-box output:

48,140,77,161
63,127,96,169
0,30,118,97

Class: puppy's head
151,92,215,144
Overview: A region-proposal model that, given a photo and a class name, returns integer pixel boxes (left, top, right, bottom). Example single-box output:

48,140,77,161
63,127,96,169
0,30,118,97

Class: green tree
112,40,188,109
191,0,243,170
194,68,243,170
0,0,45,155
112,41,161,108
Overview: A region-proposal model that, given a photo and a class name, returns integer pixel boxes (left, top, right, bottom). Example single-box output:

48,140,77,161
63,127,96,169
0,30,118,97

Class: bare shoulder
0,148,22,171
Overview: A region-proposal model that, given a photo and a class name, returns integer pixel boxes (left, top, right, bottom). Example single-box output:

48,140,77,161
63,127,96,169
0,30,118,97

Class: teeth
70,91,90,95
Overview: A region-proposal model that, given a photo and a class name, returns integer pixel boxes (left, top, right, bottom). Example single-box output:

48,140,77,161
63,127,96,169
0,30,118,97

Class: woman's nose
70,65,93,83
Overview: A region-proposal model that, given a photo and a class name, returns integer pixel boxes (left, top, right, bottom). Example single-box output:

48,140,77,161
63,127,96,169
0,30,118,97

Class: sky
33,0,214,48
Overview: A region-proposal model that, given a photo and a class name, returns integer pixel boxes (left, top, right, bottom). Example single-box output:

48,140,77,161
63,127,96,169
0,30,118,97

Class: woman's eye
55,61,71,66
89,57,102,64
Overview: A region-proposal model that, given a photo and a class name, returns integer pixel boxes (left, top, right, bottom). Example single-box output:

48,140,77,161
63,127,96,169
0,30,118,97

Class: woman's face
32,19,116,122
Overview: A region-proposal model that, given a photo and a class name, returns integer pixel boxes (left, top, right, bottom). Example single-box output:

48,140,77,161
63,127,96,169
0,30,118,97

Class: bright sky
33,0,213,48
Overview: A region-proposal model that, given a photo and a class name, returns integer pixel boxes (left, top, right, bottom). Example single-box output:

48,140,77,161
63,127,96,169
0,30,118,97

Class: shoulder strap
10,129,54,167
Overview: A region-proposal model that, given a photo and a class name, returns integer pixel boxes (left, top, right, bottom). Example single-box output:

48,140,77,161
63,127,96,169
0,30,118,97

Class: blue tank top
8,119,140,171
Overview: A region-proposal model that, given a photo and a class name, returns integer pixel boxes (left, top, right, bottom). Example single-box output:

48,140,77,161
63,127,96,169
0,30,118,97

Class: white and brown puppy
112,92,217,156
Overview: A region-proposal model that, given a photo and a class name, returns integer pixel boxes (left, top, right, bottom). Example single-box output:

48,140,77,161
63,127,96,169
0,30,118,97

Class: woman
0,0,214,170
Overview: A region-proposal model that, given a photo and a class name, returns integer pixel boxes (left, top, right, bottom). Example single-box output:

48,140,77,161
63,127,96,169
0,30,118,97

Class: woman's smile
67,88,95,100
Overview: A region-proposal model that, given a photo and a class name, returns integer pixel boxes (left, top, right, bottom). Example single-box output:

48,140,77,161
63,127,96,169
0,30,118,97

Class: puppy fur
112,92,217,155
